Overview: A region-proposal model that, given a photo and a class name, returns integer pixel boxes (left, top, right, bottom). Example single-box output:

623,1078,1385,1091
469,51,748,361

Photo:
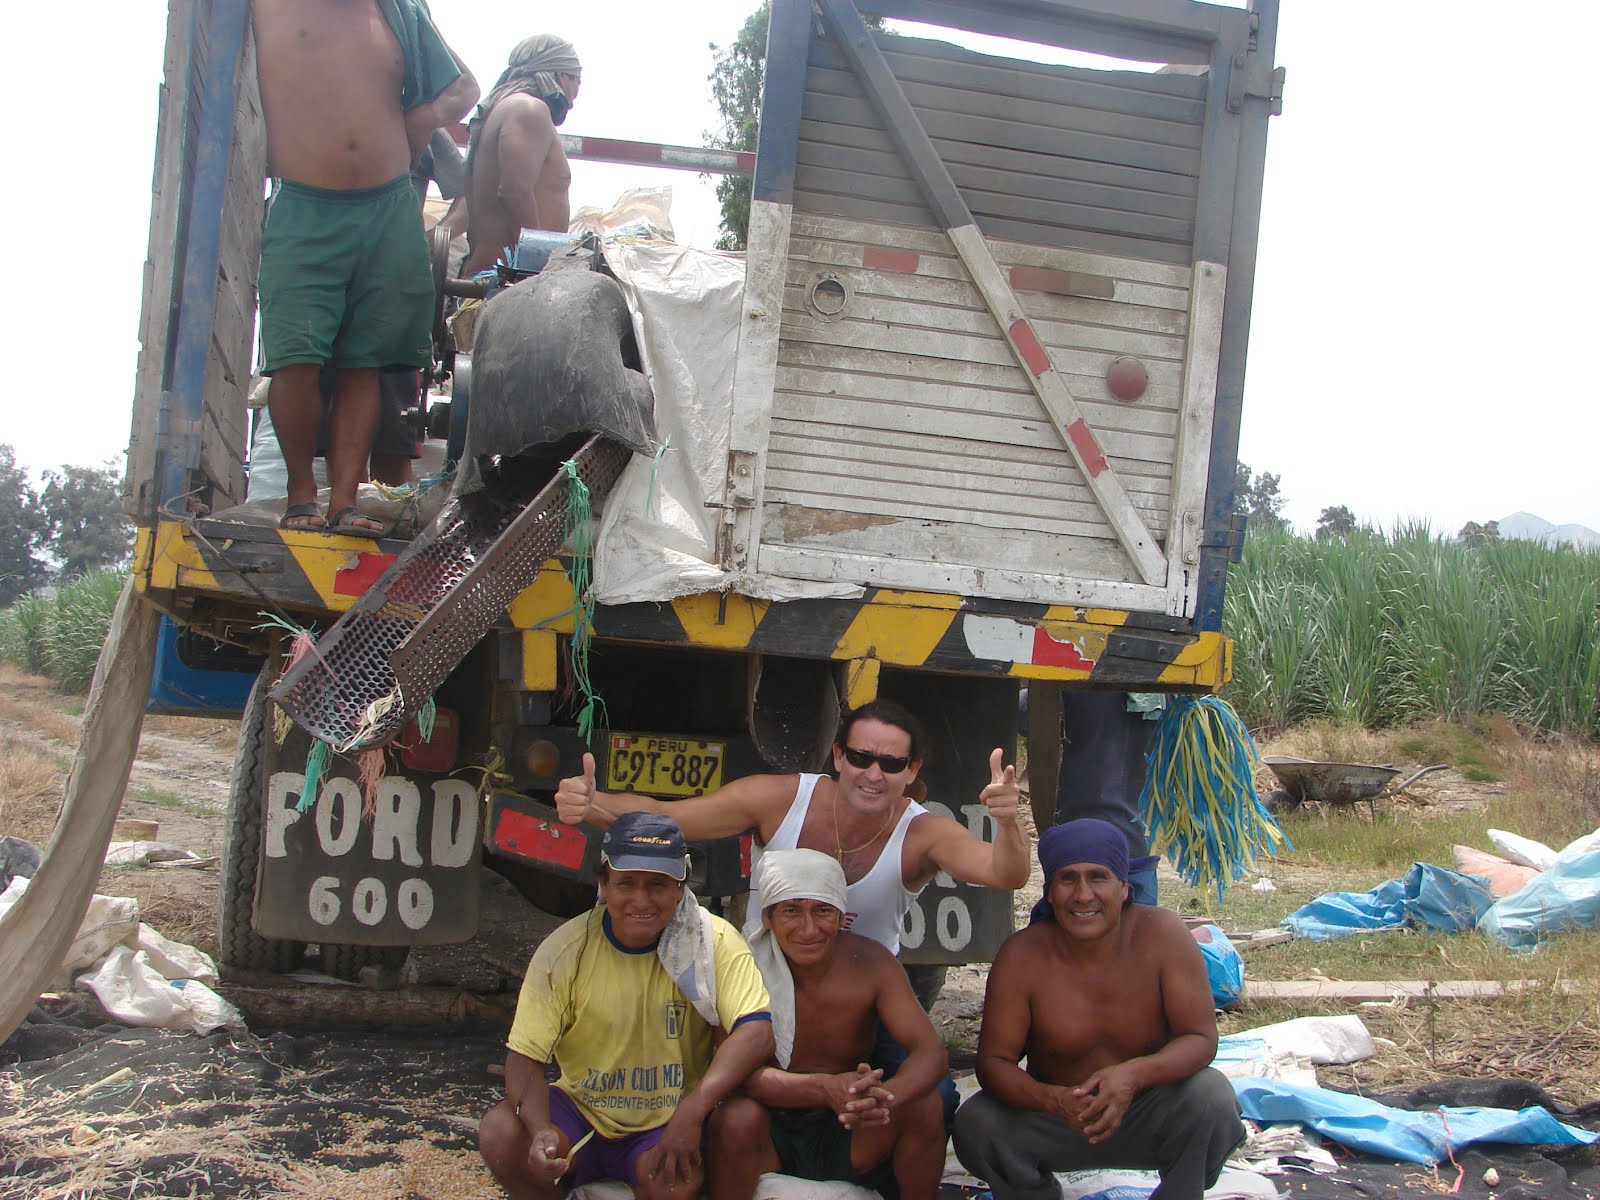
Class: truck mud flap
270,435,631,750
253,719,482,946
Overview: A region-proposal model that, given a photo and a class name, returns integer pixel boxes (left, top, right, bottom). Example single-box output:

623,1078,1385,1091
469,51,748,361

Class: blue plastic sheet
1281,863,1493,940
1193,924,1245,1007
1479,847,1600,950
1232,1077,1599,1166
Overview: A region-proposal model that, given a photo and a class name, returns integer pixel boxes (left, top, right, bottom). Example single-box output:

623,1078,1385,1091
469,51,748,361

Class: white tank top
744,774,926,954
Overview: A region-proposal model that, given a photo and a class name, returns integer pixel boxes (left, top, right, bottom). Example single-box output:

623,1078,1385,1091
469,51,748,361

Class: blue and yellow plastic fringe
1139,695,1291,900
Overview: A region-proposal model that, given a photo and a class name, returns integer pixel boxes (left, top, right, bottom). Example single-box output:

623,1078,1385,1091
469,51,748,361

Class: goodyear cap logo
601,811,690,880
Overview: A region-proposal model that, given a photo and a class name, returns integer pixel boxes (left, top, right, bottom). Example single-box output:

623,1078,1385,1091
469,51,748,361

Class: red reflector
1067,419,1108,477
739,834,753,880
1008,319,1051,376
862,246,919,273
494,809,587,871
399,707,459,773
333,552,397,596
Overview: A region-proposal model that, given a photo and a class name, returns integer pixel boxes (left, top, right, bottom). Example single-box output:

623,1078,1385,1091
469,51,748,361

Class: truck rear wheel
218,670,304,973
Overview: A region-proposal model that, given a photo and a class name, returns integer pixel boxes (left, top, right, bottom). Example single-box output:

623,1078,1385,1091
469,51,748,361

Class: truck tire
218,671,304,973
903,963,947,1012
319,943,409,982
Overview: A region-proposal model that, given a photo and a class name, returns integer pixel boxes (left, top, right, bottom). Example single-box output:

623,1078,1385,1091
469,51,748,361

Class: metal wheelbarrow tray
1262,756,1449,814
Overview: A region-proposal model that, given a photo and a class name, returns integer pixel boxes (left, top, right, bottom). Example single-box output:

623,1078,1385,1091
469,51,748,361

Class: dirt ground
3,667,1599,1198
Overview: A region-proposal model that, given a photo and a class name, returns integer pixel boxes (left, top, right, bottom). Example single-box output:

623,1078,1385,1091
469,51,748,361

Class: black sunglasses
841,746,912,774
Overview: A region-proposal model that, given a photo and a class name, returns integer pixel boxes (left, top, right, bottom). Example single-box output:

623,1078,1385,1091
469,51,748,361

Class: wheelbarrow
1261,756,1449,819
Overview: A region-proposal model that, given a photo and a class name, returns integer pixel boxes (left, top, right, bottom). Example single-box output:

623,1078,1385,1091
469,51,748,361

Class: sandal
327,505,386,540
279,501,326,532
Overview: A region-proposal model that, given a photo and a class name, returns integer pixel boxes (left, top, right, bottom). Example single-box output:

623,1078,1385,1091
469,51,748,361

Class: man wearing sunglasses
557,699,1028,952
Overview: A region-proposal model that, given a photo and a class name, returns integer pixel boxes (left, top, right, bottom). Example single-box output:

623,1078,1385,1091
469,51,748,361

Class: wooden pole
0,579,158,1042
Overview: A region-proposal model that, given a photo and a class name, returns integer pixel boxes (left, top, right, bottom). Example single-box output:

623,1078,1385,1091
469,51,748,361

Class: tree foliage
1458,519,1501,549
707,5,884,250
0,446,132,605
1233,462,1288,533
1315,504,1356,541
38,461,134,578
0,445,48,607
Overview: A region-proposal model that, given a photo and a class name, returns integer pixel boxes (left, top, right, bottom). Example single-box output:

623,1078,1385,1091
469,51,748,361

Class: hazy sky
4,1,1596,537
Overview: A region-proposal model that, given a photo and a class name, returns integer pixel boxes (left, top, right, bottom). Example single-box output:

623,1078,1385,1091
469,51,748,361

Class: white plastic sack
572,1180,878,1200
1055,1166,1280,1199
135,923,219,985
78,945,241,1035
104,841,204,868
1479,847,1600,950
1487,828,1558,871
592,243,861,605
1559,825,1600,857
1232,1015,1376,1066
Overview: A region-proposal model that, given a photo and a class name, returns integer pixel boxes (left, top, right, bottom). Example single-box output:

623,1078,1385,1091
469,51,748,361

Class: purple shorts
548,1086,668,1189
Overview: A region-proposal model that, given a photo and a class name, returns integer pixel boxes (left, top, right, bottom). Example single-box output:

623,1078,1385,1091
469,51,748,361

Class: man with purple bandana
478,812,773,1200
953,819,1243,1200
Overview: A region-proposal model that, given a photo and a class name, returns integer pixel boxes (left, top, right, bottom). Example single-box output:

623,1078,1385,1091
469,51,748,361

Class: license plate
606,733,725,798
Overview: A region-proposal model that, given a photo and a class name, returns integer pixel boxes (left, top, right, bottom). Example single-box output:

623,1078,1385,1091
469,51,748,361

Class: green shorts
259,175,433,373
768,1108,891,1190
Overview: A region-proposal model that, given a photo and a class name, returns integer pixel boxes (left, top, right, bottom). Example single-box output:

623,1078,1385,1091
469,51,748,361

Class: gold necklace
833,793,897,857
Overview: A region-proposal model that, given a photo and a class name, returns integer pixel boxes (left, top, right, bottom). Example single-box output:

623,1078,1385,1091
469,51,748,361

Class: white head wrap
747,849,849,1067
469,35,582,159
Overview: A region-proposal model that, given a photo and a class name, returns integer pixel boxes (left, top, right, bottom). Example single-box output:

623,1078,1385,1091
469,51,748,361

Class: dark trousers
952,1069,1244,1200
872,1021,960,1130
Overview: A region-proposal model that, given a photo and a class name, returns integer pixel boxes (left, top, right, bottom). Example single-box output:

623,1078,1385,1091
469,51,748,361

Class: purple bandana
1029,818,1148,924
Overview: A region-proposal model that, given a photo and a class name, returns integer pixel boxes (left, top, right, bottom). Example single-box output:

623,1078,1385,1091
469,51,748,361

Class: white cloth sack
78,945,241,1035
593,243,861,605
1488,828,1558,871
0,877,143,991
655,889,720,1028
135,923,219,985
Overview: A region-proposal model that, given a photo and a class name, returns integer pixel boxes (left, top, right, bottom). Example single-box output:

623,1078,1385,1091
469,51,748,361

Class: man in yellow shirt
478,813,773,1200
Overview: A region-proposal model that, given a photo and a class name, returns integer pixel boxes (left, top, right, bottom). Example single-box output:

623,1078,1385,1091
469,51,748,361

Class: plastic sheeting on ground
593,243,861,605
1193,924,1245,1008
1479,844,1600,950
1279,863,1492,940
1212,1016,1378,1090
1230,1077,1598,1166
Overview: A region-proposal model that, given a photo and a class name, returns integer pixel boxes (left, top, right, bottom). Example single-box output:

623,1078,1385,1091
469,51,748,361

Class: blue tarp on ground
1231,1077,1599,1166
1479,848,1600,950
1280,863,1493,940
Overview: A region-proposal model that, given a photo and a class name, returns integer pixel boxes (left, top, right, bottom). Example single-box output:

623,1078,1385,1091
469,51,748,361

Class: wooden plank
810,33,1209,125
788,210,1195,289
794,154,1197,247
1241,980,1592,1002
757,543,1175,612
797,117,1202,202
803,62,1205,153
777,340,1184,404
773,363,1183,434
1162,259,1227,611
793,235,1193,311
780,281,1189,361
800,89,1202,180
127,0,194,525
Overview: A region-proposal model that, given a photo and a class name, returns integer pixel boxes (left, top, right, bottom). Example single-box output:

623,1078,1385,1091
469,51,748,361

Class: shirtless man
708,850,947,1200
463,35,581,275
252,0,477,536
953,819,1244,1200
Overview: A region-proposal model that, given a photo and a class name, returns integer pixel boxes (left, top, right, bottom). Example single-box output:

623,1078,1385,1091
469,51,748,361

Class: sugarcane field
5,1,1600,1199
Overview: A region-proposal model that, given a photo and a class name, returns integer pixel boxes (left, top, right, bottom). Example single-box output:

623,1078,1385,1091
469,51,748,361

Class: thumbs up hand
980,747,1020,824
556,752,599,825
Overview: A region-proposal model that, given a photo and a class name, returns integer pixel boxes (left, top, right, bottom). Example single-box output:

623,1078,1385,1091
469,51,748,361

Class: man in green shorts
252,0,477,536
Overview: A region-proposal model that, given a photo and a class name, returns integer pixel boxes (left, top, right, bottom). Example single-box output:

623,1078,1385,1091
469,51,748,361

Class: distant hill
1498,512,1600,549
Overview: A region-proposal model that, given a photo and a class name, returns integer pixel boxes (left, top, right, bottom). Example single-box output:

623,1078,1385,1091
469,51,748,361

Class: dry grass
0,737,65,845
143,715,239,754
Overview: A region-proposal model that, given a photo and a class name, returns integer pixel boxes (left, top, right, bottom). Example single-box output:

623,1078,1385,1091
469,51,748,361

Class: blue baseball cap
601,812,690,880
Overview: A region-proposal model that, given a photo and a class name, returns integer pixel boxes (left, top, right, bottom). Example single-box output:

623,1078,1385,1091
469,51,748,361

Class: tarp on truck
595,242,862,604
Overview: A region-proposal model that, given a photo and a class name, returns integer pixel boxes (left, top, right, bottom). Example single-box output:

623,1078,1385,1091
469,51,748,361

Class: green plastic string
561,459,607,742
1138,695,1292,901
644,437,671,521
299,739,328,814
418,696,437,744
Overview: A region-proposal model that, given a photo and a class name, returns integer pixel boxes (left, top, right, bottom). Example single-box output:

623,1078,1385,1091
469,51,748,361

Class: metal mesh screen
270,436,632,749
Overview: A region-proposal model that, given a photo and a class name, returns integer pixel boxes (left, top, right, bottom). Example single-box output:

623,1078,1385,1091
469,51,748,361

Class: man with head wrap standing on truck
463,35,584,274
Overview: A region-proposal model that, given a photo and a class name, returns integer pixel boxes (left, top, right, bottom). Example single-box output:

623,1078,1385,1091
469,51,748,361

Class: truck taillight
400,707,460,772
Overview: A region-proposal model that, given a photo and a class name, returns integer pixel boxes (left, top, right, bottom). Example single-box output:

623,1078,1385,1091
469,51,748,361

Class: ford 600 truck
126,0,1281,987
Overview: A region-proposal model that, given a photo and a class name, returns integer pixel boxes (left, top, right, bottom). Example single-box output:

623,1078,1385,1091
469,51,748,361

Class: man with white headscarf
463,35,583,274
706,849,948,1200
